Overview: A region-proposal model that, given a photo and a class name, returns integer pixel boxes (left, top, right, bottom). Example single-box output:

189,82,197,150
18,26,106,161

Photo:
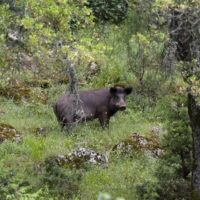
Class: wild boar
53,86,132,132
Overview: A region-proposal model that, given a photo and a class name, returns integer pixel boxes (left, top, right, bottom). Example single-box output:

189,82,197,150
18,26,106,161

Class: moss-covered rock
0,82,31,101
114,81,128,88
27,126,44,136
54,148,108,169
112,132,162,157
0,81,48,104
0,122,22,143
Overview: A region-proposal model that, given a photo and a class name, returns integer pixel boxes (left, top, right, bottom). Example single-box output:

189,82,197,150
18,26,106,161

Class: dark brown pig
53,86,132,132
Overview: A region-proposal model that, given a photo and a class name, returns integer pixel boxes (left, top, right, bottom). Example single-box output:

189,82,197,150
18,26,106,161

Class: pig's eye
114,96,119,100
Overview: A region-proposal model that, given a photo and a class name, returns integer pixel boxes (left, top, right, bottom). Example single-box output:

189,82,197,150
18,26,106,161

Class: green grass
0,13,166,198
80,154,157,200
0,83,163,199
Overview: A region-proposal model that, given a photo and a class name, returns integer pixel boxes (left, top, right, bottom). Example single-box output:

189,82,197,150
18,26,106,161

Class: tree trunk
188,92,200,199
66,61,85,127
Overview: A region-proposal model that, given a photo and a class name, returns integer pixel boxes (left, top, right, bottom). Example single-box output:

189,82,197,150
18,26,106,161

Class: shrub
41,158,82,198
85,0,128,23
0,164,33,199
136,87,192,200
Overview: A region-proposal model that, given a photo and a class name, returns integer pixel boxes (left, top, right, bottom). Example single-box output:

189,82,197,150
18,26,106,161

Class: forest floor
0,83,164,200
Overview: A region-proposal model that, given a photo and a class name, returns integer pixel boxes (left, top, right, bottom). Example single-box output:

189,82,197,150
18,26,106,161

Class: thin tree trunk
188,92,200,199
66,61,85,128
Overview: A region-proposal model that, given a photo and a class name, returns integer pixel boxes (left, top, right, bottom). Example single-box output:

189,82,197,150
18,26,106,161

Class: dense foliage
0,0,199,199
0,0,101,86
137,85,192,199
85,0,128,23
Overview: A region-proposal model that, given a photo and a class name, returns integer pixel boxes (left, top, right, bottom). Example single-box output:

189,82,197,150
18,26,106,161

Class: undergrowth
0,9,180,199
0,82,163,199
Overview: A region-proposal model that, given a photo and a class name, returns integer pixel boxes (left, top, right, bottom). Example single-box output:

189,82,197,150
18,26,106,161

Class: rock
0,122,23,143
86,61,99,79
27,127,44,136
0,82,31,101
7,30,20,42
0,81,48,104
112,133,162,157
54,148,108,169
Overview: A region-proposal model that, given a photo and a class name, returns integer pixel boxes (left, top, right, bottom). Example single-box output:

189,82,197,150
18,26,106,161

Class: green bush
41,158,81,199
0,164,33,199
85,0,128,23
136,89,192,200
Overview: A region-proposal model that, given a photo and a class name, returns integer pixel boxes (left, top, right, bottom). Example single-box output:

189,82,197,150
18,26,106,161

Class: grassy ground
0,14,165,199
0,83,163,200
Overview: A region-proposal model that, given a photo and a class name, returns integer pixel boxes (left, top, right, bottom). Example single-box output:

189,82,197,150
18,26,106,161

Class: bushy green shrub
136,88,192,200
41,158,81,198
85,0,128,23
6,186,52,200
0,164,33,199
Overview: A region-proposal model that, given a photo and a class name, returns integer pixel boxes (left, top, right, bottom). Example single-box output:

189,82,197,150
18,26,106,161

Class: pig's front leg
98,111,110,129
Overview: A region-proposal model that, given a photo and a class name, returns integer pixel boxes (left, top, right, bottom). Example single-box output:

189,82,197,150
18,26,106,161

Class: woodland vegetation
0,0,200,199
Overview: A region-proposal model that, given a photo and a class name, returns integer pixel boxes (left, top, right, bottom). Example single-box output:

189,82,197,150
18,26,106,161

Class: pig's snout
118,102,126,111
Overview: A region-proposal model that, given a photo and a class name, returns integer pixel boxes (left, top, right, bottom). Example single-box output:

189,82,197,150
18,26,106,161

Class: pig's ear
110,87,117,95
124,87,132,95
